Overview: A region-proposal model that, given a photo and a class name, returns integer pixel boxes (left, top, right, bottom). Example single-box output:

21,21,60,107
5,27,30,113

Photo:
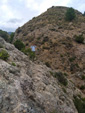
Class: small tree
14,39,25,50
65,8,76,21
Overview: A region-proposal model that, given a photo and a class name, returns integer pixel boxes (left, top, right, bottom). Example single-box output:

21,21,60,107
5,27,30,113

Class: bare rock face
0,37,82,113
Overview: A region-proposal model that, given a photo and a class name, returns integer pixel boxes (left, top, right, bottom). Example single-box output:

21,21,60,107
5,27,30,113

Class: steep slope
14,6,85,95
14,6,85,72
1,37,85,113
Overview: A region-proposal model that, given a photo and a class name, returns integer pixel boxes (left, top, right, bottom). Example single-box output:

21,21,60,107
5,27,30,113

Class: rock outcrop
0,37,83,113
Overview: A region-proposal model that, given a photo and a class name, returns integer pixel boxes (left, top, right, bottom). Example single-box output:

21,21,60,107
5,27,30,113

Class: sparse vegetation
0,49,9,60
75,34,84,43
65,7,76,21
54,72,68,86
11,62,16,66
69,56,76,62
45,62,51,67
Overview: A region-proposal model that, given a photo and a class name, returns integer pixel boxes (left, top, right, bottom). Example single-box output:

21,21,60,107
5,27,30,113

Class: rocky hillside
14,6,85,72
14,6,85,96
1,37,85,113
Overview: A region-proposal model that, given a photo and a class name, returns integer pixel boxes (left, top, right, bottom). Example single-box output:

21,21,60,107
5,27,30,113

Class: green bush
65,8,76,21
22,48,35,61
0,49,9,60
22,48,32,55
11,62,16,66
75,34,84,43
73,95,85,113
14,39,25,50
54,72,68,86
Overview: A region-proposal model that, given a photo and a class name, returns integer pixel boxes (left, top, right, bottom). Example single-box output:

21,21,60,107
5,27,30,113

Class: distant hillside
0,29,9,41
8,32,13,35
14,6,85,95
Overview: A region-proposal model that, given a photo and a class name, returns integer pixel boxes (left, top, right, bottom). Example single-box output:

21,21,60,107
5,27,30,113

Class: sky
0,0,85,32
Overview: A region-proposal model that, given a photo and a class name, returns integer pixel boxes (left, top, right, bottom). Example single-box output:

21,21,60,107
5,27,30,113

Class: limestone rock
0,37,81,113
